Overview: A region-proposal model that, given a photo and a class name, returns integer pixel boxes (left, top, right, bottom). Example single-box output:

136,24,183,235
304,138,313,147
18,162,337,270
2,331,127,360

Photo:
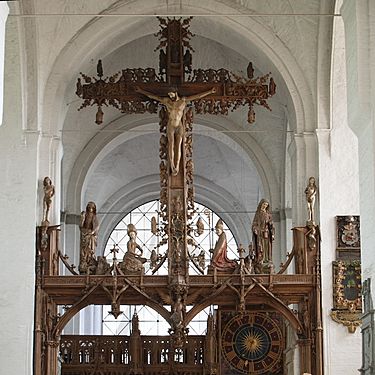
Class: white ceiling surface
22,0,324,223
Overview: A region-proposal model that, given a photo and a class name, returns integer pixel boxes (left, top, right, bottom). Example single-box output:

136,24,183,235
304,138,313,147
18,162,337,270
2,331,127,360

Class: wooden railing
60,335,205,375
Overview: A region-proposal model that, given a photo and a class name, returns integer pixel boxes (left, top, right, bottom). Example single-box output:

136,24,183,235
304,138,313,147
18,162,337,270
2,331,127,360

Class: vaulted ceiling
17,0,335,245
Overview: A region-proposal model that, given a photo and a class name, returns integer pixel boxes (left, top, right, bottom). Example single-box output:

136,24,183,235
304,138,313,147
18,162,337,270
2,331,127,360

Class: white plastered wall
342,0,375,292
0,6,38,375
0,0,366,373
318,1,361,372
341,0,375,371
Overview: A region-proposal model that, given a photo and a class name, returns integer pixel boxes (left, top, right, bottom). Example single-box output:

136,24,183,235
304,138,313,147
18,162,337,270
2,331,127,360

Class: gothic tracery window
102,200,236,336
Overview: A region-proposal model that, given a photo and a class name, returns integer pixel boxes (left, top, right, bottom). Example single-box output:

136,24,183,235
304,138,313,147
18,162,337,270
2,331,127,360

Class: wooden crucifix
135,86,215,176
75,16,276,347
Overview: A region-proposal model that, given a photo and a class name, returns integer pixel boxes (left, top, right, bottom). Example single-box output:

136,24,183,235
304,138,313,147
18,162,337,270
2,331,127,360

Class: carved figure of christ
136,87,216,176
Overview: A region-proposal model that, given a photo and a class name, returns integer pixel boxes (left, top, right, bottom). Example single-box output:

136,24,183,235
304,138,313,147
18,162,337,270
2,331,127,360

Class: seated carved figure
120,224,147,274
210,219,237,272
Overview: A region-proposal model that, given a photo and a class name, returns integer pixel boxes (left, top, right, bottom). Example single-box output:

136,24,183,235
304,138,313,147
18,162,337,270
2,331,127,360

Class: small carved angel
150,249,158,269
159,135,168,160
75,78,82,97
185,135,193,158
186,159,194,185
197,249,205,269
247,62,254,79
195,217,204,236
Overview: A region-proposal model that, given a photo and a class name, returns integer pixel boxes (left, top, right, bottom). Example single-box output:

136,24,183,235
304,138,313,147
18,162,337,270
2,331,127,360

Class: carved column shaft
298,338,312,374
34,254,44,375
46,341,59,375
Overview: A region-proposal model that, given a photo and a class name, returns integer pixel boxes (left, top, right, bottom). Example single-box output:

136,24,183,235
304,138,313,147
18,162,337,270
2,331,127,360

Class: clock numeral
224,345,232,354
255,315,264,325
267,350,280,361
237,359,246,370
247,314,255,325
247,360,254,372
226,350,237,361
269,327,280,339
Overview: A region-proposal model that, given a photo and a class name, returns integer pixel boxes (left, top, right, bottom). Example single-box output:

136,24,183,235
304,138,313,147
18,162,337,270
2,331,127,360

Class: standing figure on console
42,176,55,225
136,87,216,175
79,201,99,274
120,224,146,274
252,199,275,269
210,219,237,272
305,176,317,223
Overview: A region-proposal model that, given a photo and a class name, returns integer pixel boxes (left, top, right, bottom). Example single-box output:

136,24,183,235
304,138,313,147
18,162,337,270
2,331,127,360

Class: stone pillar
0,11,39,375
341,1,375,372
0,2,8,126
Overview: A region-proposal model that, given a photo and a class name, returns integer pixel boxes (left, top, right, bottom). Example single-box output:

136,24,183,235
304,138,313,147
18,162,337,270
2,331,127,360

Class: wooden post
298,338,312,374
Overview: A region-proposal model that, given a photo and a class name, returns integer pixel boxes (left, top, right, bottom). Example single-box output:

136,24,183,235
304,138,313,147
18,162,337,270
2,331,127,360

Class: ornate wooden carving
330,260,362,333
76,18,276,126
60,334,205,375
34,222,324,374
32,17,326,375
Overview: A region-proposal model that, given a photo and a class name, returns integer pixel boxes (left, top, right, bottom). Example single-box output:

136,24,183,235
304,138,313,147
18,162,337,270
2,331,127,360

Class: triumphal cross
76,17,276,347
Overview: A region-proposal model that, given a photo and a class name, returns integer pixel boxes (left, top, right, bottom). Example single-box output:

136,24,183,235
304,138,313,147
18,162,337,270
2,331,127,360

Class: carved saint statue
42,176,55,224
136,86,216,175
79,201,99,273
171,295,184,330
129,312,143,374
210,219,237,272
205,312,217,370
121,224,146,273
305,176,317,223
252,199,275,265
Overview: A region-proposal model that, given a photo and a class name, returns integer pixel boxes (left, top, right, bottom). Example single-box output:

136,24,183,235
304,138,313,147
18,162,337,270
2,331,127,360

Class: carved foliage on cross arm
159,107,168,225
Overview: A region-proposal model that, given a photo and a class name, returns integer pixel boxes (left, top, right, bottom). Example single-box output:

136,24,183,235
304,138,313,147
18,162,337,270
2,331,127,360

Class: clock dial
221,312,283,374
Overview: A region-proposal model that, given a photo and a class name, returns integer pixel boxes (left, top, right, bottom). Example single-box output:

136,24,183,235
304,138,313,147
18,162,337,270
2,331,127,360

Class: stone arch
40,1,314,138
65,114,278,214
65,115,278,262
38,1,317,234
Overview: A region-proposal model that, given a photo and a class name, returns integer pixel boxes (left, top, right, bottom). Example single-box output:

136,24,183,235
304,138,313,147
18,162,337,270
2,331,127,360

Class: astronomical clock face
221,312,283,374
